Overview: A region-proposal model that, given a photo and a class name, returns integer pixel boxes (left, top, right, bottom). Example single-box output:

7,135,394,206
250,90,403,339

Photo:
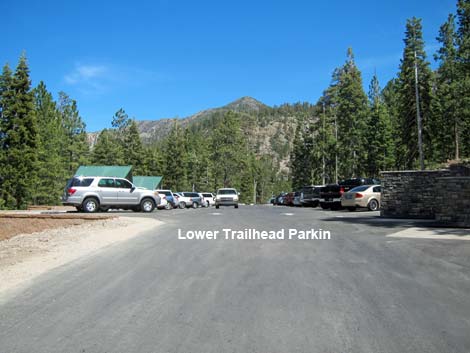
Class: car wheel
320,203,330,210
192,202,197,209
206,201,210,207
347,206,356,212
234,204,238,209
216,205,219,209
368,199,379,211
164,202,172,210
312,200,319,208
82,198,99,213
141,198,155,213
179,201,186,209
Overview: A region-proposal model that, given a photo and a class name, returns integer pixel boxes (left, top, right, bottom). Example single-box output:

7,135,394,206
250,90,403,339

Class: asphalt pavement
1,205,469,353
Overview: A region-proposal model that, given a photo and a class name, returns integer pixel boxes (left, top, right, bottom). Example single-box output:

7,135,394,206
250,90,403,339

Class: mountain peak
223,96,268,113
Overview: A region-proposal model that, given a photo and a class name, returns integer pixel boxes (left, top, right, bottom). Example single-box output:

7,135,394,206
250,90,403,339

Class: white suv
62,176,161,213
215,188,239,209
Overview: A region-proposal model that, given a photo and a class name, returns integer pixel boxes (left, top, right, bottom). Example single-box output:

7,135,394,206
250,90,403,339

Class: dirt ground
0,218,93,241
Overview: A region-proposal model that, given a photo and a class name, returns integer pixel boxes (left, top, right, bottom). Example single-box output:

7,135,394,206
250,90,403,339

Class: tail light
355,193,363,198
340,187,345,195
67,188,77,196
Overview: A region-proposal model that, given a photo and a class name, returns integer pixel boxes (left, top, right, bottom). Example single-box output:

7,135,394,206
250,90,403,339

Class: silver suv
215,188,239,209
62,176,161,213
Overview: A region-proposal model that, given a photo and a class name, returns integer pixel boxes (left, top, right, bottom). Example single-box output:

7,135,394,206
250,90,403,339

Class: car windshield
218,189,236,195
160,191,172,196
349,185,370,192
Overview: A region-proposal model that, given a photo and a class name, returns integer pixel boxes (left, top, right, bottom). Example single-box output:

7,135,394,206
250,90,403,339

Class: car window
70,177,94,187
160,191,172,196
349,185,369,192
115,179,133,189
202,193,212,197
98,178,115,188
373,186,382,193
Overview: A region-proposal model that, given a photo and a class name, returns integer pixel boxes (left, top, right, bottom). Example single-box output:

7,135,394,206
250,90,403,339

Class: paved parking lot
1,205,469,353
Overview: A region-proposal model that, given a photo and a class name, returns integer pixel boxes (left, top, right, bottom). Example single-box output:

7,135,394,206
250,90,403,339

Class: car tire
320,203,330,210
234,204,238,209
179,201,186,209
347,206,356,212
164,202,172,210
206,201,210,207
140,198,155,213
368,199,379,211
192,202,197,209
312,200,319,208
82,197,99,213
216,205,219,209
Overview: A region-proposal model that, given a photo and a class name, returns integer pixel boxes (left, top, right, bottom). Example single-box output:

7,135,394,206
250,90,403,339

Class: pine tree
210,111,248,189
91,129,125,165
331,48,369,178
33,82,67,204
397,17,434,169
365,75,395,176
455,0,470,158
0,64,14,209
123,120,145,173
58,92,90,175
1,54,38,209
163,123,188,190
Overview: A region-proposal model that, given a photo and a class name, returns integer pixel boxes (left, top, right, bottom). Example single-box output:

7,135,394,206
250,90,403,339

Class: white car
215,188,239,209
201,192,215,207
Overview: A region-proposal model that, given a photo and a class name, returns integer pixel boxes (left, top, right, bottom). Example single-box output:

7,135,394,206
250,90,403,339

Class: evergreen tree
290,119,314,189
58,92,90,175
91,129,125,165
33,82,66,204
382,78,403,169
123,120,145,173
455,0,470,157
365,75,395,176
331,48,369,178
210,111,248,189
396,17,434,169
0,64,14,209
163,123,188,190
1,54,38,209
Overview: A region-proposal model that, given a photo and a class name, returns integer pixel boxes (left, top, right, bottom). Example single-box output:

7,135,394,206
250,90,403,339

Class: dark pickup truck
320,178,380,210
300,185,325,207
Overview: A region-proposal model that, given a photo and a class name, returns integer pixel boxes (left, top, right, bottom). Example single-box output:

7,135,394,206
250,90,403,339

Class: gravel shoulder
0,216,162,299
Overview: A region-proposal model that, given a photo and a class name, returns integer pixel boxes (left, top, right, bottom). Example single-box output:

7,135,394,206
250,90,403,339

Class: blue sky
1,0,457,131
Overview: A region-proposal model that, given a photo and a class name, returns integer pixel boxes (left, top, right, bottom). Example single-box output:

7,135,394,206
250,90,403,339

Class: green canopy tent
132,176,163,190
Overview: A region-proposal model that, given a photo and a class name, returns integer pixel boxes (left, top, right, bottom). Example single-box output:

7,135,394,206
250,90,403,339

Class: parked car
320,178,381,210
341,185,382,211
197,193,209,207
300,185,324,207
293,191,302,206
215,188,239,209
274,192,287,205
201,192,216,207
62,176,161,213
156,189,178,209
283,192,295,206
176,192,203,208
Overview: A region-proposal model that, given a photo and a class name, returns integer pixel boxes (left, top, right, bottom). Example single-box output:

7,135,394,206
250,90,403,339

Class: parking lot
1,204,469,353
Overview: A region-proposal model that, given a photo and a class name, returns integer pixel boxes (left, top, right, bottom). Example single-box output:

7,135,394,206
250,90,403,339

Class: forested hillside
1,0,469,209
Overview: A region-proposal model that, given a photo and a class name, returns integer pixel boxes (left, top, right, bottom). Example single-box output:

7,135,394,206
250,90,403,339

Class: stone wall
380,165,470,226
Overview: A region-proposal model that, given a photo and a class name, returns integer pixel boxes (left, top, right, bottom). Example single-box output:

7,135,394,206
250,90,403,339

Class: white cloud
64,64,108,85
